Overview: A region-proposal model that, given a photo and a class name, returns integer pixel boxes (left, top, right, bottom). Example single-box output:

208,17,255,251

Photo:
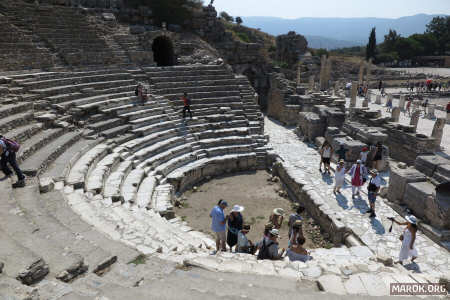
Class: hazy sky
213,0,450,19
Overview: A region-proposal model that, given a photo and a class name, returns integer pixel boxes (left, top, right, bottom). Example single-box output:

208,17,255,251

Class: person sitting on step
286,236,313,262
237,224,256,254
257,229,285,260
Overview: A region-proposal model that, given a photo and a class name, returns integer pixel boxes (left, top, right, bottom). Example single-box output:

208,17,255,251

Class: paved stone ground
265,117,450,281
346,90,450,155
388,68,450,78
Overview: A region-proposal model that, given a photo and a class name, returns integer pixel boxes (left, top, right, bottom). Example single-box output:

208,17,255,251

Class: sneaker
366,209,373,214
12,180,25,189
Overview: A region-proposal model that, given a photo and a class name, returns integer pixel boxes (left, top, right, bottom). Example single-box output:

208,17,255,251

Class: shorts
368,192,377,204
215,231,226,242
322,157,331,164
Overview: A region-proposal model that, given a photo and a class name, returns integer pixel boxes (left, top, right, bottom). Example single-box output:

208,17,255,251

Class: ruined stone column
319,55,327,90
375,94,382,105
309,75,314,92
391,107,401,122
431,118,446,151
350,81,358,108
410,110,421,131
324,58,332,90
296,62,301,87
427,104,436,119
358,60,365,85
362,98,369,107
398,95,406,111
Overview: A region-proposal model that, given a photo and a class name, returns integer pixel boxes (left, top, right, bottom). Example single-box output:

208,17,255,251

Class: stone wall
275,31,307,66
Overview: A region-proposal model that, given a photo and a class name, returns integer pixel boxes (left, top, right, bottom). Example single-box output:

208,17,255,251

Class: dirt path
174,170,333,250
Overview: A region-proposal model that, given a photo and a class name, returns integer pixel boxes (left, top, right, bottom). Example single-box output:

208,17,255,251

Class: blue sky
213,0,450,19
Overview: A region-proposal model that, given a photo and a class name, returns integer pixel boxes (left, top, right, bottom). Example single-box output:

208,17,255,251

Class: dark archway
152,36,175,67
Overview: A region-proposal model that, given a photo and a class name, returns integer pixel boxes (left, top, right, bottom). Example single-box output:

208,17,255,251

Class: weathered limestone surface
275,31,307,67
431,118,446,151
387,164,427,204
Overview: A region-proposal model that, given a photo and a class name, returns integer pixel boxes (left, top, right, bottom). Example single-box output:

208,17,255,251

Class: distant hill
243,14,447,49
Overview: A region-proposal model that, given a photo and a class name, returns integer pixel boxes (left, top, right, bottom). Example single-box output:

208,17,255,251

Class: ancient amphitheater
0,1,449,299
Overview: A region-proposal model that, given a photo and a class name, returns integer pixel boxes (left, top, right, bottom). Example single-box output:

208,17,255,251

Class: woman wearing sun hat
334,159,347,194
227,205,244,252
390,215,418,265
269,208,285,230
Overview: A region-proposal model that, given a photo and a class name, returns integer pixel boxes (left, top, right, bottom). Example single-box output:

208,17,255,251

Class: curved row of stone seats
0,0,127,66
0,179,139,285
236,75,264,135
0,16,55,71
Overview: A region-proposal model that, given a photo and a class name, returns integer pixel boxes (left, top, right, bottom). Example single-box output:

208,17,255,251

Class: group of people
407,80,448,93
320,141,384,218
209,200,313,262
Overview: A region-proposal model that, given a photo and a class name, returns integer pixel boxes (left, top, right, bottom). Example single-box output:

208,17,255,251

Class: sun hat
370,169,379,175
292,203,300,209
269,228,279,236
231,205,244,212
293,220,302,228
405,215,417,225
339,159,345,164
273,208,285,216
265,223,274,229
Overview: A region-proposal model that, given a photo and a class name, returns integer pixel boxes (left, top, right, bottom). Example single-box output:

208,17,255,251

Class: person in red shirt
182,92,192,119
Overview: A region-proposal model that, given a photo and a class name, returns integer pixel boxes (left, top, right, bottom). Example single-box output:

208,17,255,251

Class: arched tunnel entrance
152,36,175,67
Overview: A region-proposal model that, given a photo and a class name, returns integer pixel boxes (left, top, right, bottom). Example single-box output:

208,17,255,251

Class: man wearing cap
366,169,381,218
257,229,285,260
210,200,228,254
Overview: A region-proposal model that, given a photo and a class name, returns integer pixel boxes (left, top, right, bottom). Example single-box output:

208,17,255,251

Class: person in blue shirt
210,199,228,254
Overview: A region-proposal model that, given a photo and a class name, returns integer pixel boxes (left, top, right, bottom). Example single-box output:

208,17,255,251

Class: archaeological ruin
0,0,449,299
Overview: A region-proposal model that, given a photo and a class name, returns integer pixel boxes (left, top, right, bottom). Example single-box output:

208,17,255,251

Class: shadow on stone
370,218,386,235
336,194,349,210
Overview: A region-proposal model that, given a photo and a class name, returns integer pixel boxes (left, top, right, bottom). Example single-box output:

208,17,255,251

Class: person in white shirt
334,159,346,194
360,147,369,166
366,169,382,218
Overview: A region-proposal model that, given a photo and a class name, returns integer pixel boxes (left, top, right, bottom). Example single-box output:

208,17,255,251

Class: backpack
1,138,20,152
257,239,274,260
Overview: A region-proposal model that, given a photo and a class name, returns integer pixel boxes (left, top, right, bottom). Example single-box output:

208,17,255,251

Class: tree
220,11,234,22
409,33,438,56
382,29,400,53
366,27,377,61
395,37,421,61
235,16,243,25
426,16,450,55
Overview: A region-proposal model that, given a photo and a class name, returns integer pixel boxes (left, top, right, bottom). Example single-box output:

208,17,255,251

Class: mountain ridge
241,14,448,49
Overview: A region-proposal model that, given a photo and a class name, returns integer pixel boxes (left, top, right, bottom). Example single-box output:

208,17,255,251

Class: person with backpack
366,169,381,218
182,92,192,119
0,136,25,188
257,229,285,260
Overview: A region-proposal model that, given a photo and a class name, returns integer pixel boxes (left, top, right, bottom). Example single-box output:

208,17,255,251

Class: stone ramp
265,117,450,282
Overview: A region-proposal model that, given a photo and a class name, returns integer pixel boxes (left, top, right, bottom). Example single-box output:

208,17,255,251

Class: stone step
136,175,157,209
0,102,29,118
143,65,225,72
132,119,181,137
153,151,198,177
121,168,146,204
153,78,238,89
88,118,125,133
41,138,95,182
195,127,250,140
20,73,132,90
121,128,180,153
101,124,132,139
55,86,135,109
66,143,110,189
79,95,138,112
130,114,170,129
121,106,168,121
139,143,195,172
86,152,122,194
154,84,239,96
103,160,134,201
132,135,187,162
146,69,229,78
0,228,48,285
0,181,87,281
21,130,81,176
163,90,240,101
4,122,43,144
16,186,118,277
149,74,234,84
17,127,65,164
31,79,136,97
105,100,170,116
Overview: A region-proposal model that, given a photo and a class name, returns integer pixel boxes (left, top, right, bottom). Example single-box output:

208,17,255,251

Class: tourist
237,224,256,254
366,169,381,218
348,160,367,199
319,141,333,174
334,159,346,194
288,220,303,247
386,97,392,112
389,215,418,265
446,101,450,121
378,80,382,91
288,203,304,239
360,147,369,166
422,99,429,115
269,208,284,229
182,92,192,119
0,136,25,188
335,144,348,162
372,142,384,171
406,98,412,116
263,223,273,239
227,205,244,252
286,236,313,262
257,229,285,260
209,199,228,254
